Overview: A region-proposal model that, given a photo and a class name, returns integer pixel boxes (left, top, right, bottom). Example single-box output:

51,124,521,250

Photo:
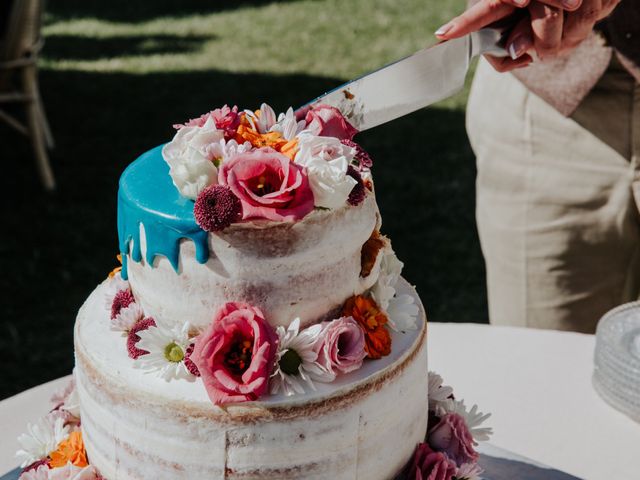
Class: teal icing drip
117,145,209,279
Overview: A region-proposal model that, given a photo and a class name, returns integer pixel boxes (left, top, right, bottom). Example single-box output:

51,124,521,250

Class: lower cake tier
74,279,428,480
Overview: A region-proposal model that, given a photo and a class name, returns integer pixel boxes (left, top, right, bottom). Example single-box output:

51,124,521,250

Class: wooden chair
0,0,55,190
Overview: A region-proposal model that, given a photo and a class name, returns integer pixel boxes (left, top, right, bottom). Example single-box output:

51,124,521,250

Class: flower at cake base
294,134,358,209
454,463,484,480
434,399,493,444
49,431,88,469
270,318,331,396
427,411,479,466
315,316,366,380
407,443,457,480
134,321,196,382
342,295,391,359
194,184,242,232
427,371,454,411
192,302,278,404
162,115,224,200
50,464,100,480
50,378,81,420
304,104,358,140
18,464,49,480
218,148,314,222
16,415,69,468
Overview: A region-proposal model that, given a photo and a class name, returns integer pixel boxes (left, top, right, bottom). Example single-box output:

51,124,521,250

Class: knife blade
298,28,508,132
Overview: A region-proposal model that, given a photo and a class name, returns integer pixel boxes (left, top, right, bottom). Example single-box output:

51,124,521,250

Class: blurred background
0,0,486,400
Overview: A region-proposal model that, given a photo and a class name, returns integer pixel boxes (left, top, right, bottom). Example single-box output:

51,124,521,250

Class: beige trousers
466,58,640,333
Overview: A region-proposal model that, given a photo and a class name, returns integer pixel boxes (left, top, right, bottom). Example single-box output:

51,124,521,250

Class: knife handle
472,9,529,58
471,28,509,58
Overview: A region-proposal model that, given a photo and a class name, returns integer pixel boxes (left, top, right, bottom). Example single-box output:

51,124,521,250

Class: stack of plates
593,301,640,422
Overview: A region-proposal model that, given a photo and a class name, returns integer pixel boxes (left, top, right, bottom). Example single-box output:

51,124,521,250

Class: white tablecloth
1,323,638,479
428,323,639,480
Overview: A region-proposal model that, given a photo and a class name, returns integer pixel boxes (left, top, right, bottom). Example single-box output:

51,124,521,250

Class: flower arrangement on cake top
163,103,373,231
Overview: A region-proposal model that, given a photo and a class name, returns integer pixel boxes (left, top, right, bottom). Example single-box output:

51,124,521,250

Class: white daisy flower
111,302,144,334
436,399,493,442
244,103,278,133
51,378,81,419
270,318,332,396
203,138,252,167
269,107,306,140
455,462,484,480
428,371,454,410
16,415,68,467
386,294,419,332
370,247,404,311
134,321,195,382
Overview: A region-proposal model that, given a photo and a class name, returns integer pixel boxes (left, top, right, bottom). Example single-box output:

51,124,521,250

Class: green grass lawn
0,0,487,400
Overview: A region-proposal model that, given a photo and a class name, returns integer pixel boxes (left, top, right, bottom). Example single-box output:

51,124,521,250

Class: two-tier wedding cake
15,103,491,480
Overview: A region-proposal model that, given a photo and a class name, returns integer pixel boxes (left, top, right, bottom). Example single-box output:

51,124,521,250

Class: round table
1,323,638,479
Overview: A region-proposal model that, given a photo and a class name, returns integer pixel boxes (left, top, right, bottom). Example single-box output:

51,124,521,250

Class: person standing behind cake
435,0,639,333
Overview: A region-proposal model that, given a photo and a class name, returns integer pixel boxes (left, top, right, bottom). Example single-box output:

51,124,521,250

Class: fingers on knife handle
435,1,516,39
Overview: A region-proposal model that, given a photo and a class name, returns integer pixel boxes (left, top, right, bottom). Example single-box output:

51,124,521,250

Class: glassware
593,301,640,422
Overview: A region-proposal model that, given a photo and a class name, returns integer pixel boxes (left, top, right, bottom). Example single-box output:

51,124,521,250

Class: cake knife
297,28,508,132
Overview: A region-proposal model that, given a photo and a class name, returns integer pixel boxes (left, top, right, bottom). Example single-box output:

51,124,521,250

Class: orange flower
49,431,88,468
108,254,123,278
343,295,391,359
280,138,299,161
235,124,289,151
232,112,300,160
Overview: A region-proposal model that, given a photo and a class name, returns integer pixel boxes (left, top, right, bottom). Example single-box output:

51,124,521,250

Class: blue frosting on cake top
117,145,209,279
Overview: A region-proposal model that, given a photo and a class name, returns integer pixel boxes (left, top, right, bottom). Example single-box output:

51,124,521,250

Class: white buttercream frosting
126,191,382,330
74,279,429,479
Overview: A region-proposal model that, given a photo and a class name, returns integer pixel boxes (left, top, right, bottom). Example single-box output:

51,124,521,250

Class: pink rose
428,413,479,466
192,302,278,405
304,104,358,140
408,443,457,480
315,316,366,379
218,148,314,222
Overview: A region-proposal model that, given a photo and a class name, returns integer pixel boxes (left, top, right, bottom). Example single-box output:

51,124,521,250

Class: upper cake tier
117,104,385,330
